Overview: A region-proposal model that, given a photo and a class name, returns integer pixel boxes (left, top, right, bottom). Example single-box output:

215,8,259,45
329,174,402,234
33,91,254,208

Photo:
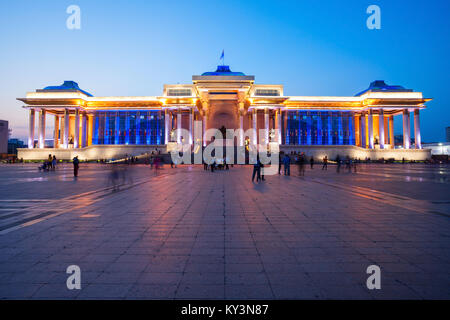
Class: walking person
153,157,161,175
260,159,265,181
322,156,328,170
252,158,261,182
345,156,351,172
310,156,314,169
298,153,305,176
73,156,80,177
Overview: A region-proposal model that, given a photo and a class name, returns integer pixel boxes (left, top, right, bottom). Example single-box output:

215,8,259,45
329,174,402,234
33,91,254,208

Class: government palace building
17,65,431,161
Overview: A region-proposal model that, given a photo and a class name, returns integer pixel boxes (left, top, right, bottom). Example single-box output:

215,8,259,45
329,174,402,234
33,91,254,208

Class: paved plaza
0,162,449,299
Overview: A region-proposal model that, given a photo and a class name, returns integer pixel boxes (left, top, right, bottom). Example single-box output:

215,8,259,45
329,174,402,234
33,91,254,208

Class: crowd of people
38,154,58,171
35,149,443,184
251,151,361,183
37,154,81,177
204,158,232,172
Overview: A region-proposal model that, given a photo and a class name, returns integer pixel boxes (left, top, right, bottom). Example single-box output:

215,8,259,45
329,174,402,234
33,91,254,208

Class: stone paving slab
0,163,449,299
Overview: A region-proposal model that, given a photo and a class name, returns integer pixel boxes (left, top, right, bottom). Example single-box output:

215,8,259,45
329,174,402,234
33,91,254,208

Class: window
255,89,280,96
167,89,192,96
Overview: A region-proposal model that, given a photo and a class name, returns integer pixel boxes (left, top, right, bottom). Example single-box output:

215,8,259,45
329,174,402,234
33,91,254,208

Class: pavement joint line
355,170,450,184
306,177,450,218
0,172,174,235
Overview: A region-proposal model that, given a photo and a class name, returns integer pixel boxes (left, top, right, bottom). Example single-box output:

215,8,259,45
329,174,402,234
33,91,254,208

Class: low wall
280,145,430,161
18,144,431,162
18,145,167,161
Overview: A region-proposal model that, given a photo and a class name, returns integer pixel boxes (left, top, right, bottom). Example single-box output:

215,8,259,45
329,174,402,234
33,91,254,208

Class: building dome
355,80,412,96
201,65,246,76
40,81,93,96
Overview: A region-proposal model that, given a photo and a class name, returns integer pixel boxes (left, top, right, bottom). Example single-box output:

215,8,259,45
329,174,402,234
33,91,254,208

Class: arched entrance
208,100,238,131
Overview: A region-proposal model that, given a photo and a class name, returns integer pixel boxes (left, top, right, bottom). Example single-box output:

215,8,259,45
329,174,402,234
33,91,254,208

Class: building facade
17,65,431,160
0,120,9,154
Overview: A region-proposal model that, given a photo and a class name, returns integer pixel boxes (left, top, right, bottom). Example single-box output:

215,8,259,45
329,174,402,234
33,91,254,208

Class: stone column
63,108,69,149
389,115,394,146
384,116,389,145
38,109,46,149
28,109,35,149
189,108,193,145
379,109,385,149
354,115,360,146
368,110,374,149
402,109,410,149
275,109,282,145
60,114,64,148
264,108,269,145
414,109,422,149
239,110,244,147
203,113,207,147
164,109,169,144
238,102,245,147
74,109,80,149
278,109,282,144
177,108,182,144
360,113,366,148
87,115,93,146
81,113,87,148
54,115,60,148
283,110,288,145
252,109,257,145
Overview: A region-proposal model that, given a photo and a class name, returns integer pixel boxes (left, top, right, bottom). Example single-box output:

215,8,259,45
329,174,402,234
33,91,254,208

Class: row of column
249,108,282,146
164,108,195,145
359,109,421,150
28,108,90,149
166,107,281,147
28,107,422,150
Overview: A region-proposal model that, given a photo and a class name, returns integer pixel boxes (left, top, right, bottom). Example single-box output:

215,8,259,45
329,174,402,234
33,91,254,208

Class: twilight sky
0,0,448,142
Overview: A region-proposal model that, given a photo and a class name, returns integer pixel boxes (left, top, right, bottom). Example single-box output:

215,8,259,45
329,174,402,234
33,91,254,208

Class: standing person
73,156,80,177
310,156,314,169
353,158,357,173
278,152,283,175
48,154,53,170
336,155,341,173
283,154,291,176
322,156,328,170
52,155,57,170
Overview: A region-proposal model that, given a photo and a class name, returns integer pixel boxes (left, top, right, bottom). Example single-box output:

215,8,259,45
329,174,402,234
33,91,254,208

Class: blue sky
0,0,448,142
